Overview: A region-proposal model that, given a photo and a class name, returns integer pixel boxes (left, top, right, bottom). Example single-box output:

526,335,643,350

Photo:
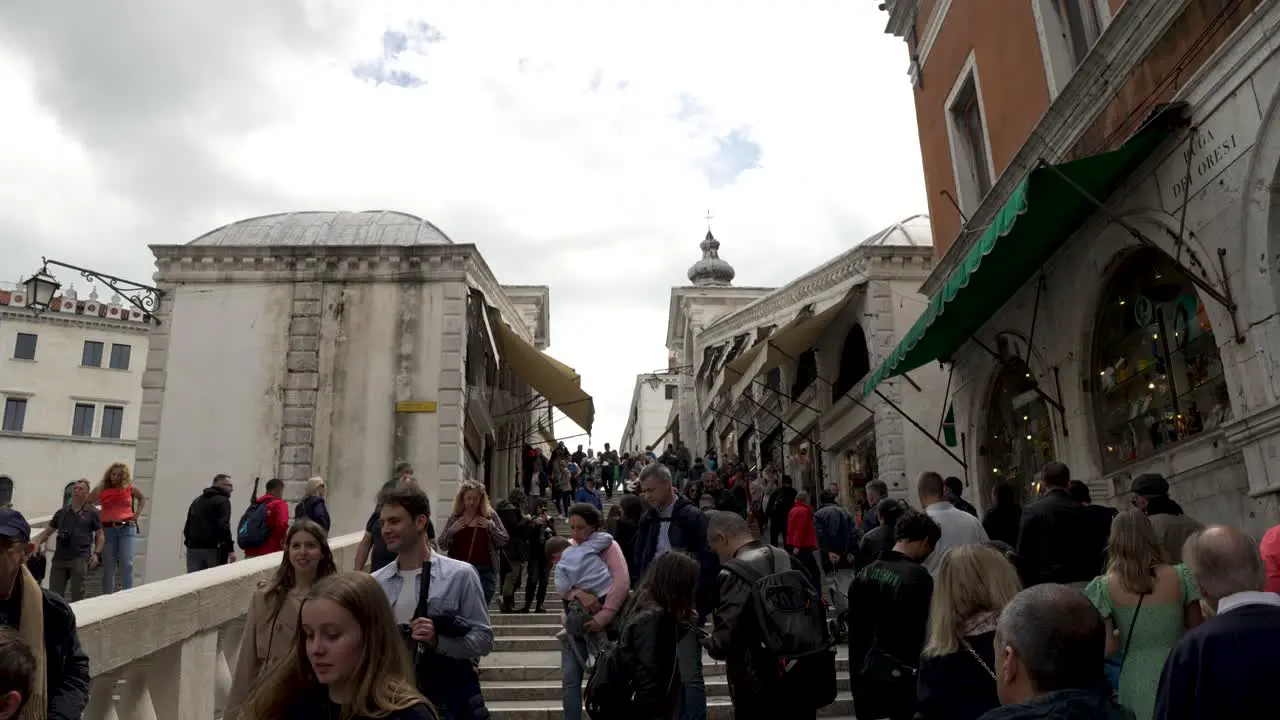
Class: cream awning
726,291,858,400
490,314,595,434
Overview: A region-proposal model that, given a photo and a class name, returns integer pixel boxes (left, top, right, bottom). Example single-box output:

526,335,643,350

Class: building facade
618,371,679,454
876,0,1280,534
134,210,591,582
665,218,965,504
0,283,151,514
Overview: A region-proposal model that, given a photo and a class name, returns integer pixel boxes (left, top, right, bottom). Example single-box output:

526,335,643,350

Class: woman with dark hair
981,483,1022,548
234,572,435,719
594,551,698,719
228,519,338,714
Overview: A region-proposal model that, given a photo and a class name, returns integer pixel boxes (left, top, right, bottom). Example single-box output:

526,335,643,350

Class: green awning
862,106,1186,397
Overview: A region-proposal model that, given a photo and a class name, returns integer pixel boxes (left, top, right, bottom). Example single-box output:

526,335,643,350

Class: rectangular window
82,341,104,367
1054,0,1102,68
109,343,132,370
1,399,26,432
71,403,96,437
949,73,993,210
665,384,678,400
12,333,37,360
100,405,124,439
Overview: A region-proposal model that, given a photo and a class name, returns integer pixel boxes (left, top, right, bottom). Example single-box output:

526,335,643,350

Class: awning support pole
937,362,955,439
1025,276,1044,368
873,388,969,469
969,336,1066,415
1036,158,1245,343
741,380,824,451
763,344,966,469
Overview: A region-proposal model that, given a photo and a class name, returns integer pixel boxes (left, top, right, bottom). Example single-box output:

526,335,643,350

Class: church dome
687,230,736,286
859,214,932,247
187,210,454,247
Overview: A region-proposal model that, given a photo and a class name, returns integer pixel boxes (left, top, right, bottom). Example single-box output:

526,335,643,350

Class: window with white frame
1034,0,1109,98
946,61,994,214
2,398,26,432
101,405,125,439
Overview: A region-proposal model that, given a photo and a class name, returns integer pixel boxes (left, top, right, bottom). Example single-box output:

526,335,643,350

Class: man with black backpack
238,478,289,559
702,510,836,720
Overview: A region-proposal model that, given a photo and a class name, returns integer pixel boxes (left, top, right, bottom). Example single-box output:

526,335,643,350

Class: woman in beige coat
226,519,337,715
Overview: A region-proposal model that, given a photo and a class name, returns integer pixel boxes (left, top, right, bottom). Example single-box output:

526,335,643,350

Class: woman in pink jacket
558,502,630,720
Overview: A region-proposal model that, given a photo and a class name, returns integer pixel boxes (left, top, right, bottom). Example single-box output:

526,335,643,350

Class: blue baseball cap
0,509,29,543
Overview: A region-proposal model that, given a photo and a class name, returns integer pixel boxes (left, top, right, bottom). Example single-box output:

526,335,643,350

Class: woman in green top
1083,510,1204,720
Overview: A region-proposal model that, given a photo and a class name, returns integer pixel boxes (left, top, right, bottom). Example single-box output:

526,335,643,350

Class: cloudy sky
0,0,925,449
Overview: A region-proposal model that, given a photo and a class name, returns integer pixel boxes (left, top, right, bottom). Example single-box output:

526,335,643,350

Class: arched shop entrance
980,335,1055,504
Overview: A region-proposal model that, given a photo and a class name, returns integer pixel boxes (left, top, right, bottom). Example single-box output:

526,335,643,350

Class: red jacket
243,494,290,558
786,501,818,550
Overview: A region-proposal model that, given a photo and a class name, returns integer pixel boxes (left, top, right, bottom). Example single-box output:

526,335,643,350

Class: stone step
493,623,568,637
490,613,563,627
484,692,855,719
494,635,566,652
478,649,851,682
482,675,852,702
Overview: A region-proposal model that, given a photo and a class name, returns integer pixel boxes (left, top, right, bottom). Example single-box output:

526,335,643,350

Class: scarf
960,610,999,638
17,565,47,720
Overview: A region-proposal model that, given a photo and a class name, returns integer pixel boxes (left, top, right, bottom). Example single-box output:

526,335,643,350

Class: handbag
1104,593,1146,696
584,615,678,719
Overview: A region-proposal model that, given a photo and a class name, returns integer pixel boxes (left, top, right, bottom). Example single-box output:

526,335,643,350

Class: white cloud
0,0,925,449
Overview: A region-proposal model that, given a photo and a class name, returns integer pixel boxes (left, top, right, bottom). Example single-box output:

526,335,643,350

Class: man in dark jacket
1130,473,1202,564
764,474,798,548
703,510,813,720
0,509,90,720
1153,525,1280,720
635,462,714,720
182,474,235,572
860,479,889,533
1014,462,1103,588
494,489,530,613
848,509,940,720
944,476,979,517
981,584,1131,719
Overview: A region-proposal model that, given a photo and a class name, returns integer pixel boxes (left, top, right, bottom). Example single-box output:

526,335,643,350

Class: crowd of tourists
4,450,1280,719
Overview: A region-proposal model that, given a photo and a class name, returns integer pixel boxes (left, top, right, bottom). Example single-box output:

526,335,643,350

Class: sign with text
395,401,437,413
1157,82,1261,212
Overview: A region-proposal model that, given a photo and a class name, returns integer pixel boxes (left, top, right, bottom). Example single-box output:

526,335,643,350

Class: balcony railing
68,531,362,720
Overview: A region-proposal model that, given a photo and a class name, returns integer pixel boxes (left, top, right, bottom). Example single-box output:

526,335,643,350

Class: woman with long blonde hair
1083,510,1202,719
437,481,508,604
87,461,146,594
234,572,436,720
228,520,338,715
915,544,1021,720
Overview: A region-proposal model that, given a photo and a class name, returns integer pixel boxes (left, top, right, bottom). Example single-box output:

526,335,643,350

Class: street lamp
21,271,60,311
19,258,165,325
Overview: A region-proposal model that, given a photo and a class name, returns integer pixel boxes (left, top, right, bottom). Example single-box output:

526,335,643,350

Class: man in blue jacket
634,463,717,720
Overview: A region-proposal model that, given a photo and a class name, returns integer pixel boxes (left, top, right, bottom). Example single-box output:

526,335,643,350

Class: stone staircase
481,497,856,718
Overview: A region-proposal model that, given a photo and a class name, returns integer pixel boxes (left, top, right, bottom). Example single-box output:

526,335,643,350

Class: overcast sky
0,0,925,450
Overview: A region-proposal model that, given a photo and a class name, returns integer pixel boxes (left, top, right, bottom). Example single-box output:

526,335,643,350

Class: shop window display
1092,248,1231,473
981,355,1056,504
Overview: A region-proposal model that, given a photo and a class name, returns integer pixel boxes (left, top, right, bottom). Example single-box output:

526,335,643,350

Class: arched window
791,350,818,399
980,355,1054,503
832,324,871,402
1092,248,1231,472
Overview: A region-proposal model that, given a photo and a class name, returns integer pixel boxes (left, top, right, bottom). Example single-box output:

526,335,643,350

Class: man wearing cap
0,509,90,719
1130,473,1202,564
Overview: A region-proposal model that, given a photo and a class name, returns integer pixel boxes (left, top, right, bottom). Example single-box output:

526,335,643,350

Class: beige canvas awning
727,291,858,400
490,313,594,434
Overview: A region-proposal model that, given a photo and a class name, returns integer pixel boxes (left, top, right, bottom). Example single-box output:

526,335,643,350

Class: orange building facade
874,0,1280,535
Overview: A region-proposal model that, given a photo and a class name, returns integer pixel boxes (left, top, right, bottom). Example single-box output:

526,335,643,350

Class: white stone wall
940,16,1280,532
619,376,676,454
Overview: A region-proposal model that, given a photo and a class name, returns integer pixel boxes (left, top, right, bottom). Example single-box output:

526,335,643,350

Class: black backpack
236,478,271,551
724,549,838,707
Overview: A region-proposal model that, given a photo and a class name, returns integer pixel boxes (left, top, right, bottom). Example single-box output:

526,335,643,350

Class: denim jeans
102,523,137,594
560,633,589,720
676,628,707,720
474,564,497,606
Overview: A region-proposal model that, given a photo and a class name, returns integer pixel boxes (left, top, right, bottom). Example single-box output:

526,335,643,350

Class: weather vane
704,209,714,230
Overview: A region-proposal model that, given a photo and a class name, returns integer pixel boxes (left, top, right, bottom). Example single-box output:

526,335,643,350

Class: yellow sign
395,401,438,414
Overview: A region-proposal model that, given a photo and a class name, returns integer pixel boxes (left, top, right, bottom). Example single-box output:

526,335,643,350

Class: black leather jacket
704,541,794,703
616,606,682,719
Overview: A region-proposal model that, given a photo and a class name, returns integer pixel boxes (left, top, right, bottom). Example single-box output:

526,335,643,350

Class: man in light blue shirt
369,484,493,718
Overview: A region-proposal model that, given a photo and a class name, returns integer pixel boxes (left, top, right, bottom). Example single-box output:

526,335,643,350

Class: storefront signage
1157,82,1261,212
395,400,437,413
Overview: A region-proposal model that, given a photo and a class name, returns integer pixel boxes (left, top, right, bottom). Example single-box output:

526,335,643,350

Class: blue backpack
237,478,272,550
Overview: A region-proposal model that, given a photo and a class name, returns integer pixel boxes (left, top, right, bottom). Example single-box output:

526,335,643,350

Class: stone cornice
150,243,531,342
666,285,774,350
501,285,552,348
702,245,933,344
0,307,153,336
921,0,1191,296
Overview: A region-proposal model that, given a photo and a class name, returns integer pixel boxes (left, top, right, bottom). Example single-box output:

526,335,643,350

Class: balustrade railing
69,531,362,720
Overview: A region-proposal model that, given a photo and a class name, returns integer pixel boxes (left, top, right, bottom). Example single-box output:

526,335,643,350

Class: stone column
435,281,469,528
277,282,323,499
132,280,176,585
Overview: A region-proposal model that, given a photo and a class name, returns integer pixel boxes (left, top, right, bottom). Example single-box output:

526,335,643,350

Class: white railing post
147,628,218,720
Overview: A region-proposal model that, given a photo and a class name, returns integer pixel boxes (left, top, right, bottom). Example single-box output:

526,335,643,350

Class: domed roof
687,230,736,286
859,214,932,247
188,210,454,247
